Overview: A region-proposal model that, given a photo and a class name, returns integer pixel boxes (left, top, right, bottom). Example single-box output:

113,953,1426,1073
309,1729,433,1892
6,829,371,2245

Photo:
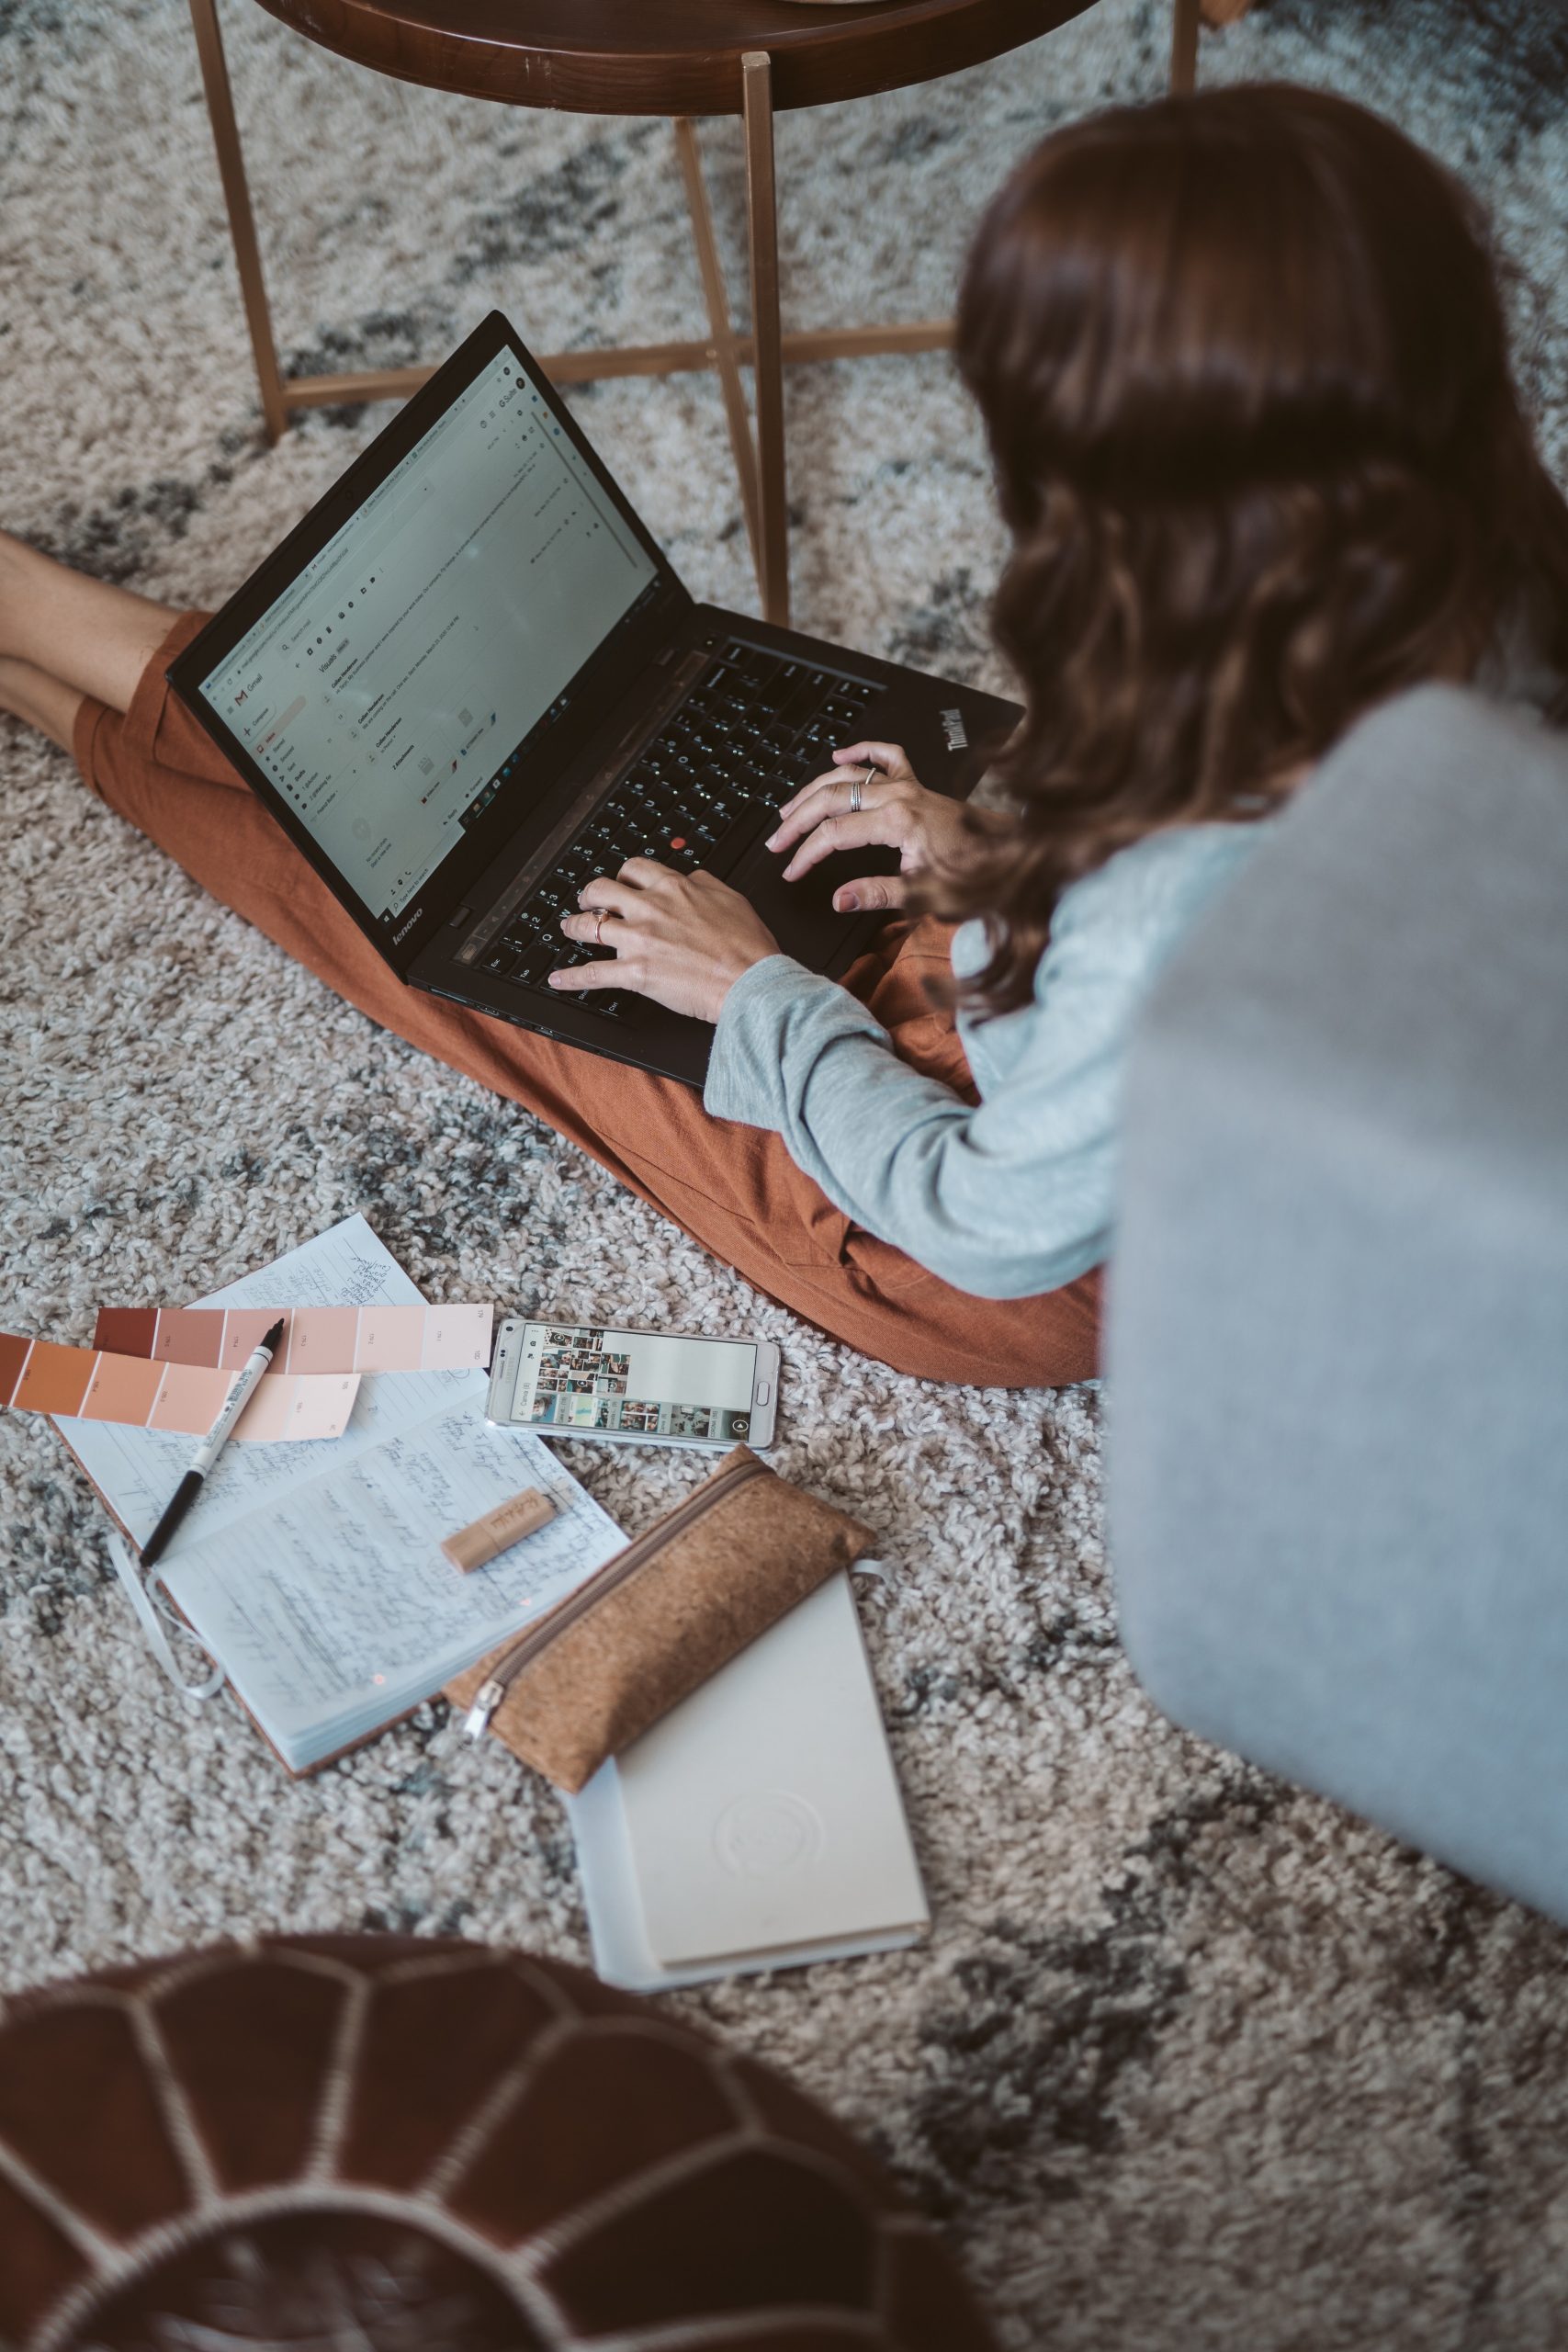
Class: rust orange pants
72,613,1100,1387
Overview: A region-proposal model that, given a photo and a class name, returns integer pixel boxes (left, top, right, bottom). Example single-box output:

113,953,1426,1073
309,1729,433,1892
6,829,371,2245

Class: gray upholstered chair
1106,684,1568,1921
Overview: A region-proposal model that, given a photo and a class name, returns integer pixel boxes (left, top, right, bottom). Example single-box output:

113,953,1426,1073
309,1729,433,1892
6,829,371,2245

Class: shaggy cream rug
4,2,1568,2345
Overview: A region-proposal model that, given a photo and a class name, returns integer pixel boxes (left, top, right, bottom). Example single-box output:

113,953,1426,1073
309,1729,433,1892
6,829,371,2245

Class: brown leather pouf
0,1934,996,2351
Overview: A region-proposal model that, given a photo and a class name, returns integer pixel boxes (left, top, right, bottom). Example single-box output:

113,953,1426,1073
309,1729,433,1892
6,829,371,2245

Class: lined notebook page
163,1398,623,1769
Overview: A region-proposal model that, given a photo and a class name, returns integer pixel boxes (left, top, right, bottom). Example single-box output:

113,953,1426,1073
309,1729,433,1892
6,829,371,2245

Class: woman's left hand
549,859,781,1025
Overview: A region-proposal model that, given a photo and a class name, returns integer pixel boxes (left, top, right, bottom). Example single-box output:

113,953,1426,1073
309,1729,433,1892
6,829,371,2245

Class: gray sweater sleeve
701,946,1125,1299
701,828,1261,1300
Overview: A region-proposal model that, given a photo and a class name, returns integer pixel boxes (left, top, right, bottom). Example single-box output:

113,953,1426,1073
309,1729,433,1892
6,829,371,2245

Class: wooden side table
190,0,1205,623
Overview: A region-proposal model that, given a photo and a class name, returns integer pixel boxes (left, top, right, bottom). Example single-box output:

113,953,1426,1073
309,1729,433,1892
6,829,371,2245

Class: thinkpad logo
940,708,968,750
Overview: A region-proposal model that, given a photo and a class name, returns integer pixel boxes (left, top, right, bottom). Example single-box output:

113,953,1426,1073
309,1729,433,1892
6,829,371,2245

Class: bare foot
0,529,180,715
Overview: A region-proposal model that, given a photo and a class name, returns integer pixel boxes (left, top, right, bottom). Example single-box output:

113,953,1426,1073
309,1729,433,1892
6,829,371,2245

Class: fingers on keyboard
475,654,877,1009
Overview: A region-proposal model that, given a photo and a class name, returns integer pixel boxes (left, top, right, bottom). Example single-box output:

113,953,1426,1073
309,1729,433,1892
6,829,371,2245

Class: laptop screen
193,347,660,925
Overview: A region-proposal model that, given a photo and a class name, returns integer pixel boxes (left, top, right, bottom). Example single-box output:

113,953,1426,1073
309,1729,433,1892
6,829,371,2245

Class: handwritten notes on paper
163,1403,623,1766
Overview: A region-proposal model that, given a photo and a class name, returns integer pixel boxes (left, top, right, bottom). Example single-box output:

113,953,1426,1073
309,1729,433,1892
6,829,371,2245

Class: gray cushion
1107,684,1568,1921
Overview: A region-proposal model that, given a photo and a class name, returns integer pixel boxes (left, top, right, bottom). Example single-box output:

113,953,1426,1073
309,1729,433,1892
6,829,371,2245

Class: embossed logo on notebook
715,1792,825,1876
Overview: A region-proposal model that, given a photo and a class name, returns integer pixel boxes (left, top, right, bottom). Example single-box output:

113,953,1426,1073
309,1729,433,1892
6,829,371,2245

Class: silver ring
849,774,863,815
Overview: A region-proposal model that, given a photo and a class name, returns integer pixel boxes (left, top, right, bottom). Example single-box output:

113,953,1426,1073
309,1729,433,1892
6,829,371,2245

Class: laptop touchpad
733,838,902,967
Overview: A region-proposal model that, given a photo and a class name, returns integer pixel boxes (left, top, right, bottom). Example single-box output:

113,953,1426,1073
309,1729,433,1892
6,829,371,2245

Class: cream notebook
569,1573,929,1990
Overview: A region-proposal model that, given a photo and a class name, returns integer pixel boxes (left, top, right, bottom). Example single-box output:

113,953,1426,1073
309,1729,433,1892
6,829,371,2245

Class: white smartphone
487,1317,779,1451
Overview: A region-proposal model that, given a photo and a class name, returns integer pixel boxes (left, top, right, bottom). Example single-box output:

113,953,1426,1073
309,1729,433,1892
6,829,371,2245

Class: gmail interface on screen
197,350,659,924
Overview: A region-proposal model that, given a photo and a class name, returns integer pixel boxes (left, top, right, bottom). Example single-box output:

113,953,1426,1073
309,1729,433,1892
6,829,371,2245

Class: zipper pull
465,1679,505,1740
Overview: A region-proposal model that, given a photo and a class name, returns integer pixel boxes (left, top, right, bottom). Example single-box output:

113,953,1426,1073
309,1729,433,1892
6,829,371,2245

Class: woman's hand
549,859,781,1025
764,739,973,913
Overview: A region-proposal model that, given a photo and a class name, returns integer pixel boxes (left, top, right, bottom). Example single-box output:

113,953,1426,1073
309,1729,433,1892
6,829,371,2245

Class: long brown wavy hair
943,82,1568,1017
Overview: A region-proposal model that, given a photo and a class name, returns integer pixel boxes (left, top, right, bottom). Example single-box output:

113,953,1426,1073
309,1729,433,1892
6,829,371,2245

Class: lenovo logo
392,908,423,945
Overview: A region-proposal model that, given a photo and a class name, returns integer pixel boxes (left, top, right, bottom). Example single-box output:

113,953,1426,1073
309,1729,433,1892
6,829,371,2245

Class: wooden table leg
1170,0,1201,92
187,0,288,442
741,51,790,628
674,119,763,585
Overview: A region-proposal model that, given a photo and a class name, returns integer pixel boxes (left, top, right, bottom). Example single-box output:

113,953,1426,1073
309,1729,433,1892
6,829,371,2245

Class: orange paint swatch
80,1352,164,1425
12,1341,95,1417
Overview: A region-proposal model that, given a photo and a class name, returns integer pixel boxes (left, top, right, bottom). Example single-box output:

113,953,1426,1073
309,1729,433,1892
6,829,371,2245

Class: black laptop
169,311,1018,1087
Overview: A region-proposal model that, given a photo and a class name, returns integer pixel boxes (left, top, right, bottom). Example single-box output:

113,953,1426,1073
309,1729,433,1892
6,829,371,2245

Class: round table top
254,0,1100,117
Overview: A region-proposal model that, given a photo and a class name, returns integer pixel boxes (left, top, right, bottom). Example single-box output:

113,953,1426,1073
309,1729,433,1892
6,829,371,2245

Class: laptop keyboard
474,640,880,1022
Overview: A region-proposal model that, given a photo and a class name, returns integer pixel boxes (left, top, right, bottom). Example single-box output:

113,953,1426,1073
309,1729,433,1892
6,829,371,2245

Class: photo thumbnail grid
527,1324,750,1441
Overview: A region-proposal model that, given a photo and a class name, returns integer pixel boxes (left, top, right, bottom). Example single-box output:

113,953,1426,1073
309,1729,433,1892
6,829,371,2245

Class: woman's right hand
763,741,974,914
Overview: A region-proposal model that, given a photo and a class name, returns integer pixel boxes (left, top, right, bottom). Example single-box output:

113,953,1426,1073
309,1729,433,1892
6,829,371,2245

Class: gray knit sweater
703,824,1265,1299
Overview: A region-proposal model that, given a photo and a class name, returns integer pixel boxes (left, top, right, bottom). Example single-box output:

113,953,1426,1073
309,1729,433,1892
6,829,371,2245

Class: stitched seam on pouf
26,2183,562,2352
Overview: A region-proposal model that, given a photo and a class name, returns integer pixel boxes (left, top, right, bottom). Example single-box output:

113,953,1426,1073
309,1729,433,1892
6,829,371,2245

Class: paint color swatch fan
0,1334,359,1441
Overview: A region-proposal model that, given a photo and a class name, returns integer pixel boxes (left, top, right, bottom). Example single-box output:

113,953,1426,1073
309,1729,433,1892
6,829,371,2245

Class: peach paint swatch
0,1334,359,1441
93,1302,493,1374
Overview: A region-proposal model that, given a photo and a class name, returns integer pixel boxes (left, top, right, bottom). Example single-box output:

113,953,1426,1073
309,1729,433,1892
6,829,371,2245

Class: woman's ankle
0,653,85,754
0,532,38,656
0,529,178,714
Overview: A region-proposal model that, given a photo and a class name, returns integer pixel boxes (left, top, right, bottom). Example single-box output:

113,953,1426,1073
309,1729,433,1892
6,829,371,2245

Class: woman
5,85,1566,1386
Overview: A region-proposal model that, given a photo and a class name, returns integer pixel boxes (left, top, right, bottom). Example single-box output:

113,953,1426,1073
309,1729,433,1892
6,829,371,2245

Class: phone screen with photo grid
514,1321,757,1442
